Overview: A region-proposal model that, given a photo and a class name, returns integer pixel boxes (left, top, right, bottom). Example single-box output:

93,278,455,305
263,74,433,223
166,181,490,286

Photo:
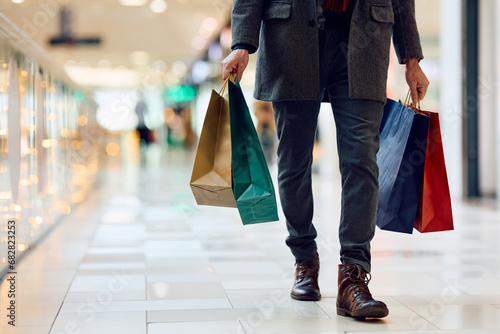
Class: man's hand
222,49,249,82
405,58,429,104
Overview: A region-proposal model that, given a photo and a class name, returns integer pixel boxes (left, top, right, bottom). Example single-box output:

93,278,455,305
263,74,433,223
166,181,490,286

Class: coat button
309,19,316,27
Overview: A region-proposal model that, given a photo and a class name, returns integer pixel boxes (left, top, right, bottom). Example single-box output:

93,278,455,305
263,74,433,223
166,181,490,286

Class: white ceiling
1,0,232,87
1,0,440,88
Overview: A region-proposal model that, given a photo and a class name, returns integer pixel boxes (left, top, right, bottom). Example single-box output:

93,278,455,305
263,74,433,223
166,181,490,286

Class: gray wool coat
231,0,424,103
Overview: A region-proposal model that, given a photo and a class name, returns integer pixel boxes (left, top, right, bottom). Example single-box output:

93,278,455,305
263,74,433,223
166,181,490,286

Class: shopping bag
228,78,279,225
376,99,429,233
190,80,237,207
414,110,454,232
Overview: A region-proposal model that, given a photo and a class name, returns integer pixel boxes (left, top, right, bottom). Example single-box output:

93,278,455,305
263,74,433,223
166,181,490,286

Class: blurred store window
0,14,100,275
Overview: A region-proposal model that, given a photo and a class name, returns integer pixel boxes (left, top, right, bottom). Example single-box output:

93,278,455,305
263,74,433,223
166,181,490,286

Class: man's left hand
405,58,429,104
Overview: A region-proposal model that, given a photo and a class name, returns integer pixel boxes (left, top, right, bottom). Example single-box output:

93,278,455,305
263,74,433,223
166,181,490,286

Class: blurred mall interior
0,0,500,333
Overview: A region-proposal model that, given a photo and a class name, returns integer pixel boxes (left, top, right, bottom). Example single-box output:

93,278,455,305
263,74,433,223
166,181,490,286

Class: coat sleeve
391,0,424,64
230,0,265,54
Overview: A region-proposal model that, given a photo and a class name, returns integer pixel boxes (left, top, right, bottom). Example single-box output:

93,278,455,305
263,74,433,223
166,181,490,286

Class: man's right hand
221,49,249,82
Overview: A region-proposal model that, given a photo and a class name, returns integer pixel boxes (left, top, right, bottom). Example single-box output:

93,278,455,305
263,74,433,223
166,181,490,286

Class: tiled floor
1,146,500,334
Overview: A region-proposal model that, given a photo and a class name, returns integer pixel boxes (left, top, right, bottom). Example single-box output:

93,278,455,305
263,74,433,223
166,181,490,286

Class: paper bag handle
219,74,235,96
404,89,421,111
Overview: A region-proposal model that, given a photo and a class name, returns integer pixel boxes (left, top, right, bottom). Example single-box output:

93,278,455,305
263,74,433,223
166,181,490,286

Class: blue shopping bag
376,99,429,233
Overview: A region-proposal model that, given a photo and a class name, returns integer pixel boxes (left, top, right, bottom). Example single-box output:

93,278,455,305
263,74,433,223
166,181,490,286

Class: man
222,0,429,318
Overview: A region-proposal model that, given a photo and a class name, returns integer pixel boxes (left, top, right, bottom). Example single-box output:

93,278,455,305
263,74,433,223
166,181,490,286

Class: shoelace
346,264,372,296
296,260,319,280
347,264,371,283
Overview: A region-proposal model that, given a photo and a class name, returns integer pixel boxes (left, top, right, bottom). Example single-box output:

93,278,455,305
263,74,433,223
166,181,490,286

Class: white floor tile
454,278,500,295
145,240,204,252
222,280,290,290
60,298,232,312
8,149,500,333
78,262,146,270
146,273,220,283
86,246,146,255
408,304,500,330
100,213,137,224
145,257,211,268
92,225,146,244
148,321,244,334
147,307,329,323
211,261,283,274
147,281,227,299
82,253,145,262
394,294,500,307
50,311,146,334
68,274,145,293
226,289,324,311
108,195,141,207
64,290,146,302
239,317,438,333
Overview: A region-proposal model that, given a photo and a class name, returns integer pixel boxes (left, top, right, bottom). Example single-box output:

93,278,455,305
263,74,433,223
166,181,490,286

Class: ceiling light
11,0,25,4
119,0,148,6
65,67,140,88
150,0,167,13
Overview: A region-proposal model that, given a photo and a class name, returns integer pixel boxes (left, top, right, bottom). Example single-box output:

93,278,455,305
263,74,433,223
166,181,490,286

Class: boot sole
290,293,321,301
336,306,389,319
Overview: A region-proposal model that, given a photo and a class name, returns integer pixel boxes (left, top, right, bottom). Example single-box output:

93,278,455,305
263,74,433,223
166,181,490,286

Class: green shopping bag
228,78,279,225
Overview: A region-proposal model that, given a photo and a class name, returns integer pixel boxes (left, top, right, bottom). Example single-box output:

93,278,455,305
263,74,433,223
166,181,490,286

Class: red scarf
322,0,349,12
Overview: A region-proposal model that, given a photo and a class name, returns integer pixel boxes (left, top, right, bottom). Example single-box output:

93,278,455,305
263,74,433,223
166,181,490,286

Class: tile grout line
238,319,248,334
314,300,333,319
48,189,108,333
398,300,444,331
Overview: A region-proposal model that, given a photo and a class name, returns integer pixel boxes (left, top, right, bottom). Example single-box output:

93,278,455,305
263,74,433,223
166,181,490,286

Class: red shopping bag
414,110,454,232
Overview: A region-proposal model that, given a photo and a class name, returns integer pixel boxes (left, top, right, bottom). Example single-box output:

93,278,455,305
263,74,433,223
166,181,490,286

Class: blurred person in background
254,100,276,165
181,107,197,148
164,106,196,147
135,95,152,148
222,0,429,319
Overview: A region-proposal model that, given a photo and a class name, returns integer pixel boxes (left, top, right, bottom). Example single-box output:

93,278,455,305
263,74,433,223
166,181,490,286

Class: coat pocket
370,4,394,24
262,1,292,20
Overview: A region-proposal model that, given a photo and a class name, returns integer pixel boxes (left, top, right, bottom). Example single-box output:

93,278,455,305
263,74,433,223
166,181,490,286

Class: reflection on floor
1,146,500,334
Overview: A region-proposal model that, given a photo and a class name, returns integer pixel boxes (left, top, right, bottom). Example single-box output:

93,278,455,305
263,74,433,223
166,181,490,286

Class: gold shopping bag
190,79,236,207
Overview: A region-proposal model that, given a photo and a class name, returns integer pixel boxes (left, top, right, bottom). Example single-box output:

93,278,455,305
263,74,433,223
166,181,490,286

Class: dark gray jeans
272,28,384,273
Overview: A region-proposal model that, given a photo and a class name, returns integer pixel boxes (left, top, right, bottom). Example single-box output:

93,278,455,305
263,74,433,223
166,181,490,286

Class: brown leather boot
290,252,321,301
336,264,388,318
